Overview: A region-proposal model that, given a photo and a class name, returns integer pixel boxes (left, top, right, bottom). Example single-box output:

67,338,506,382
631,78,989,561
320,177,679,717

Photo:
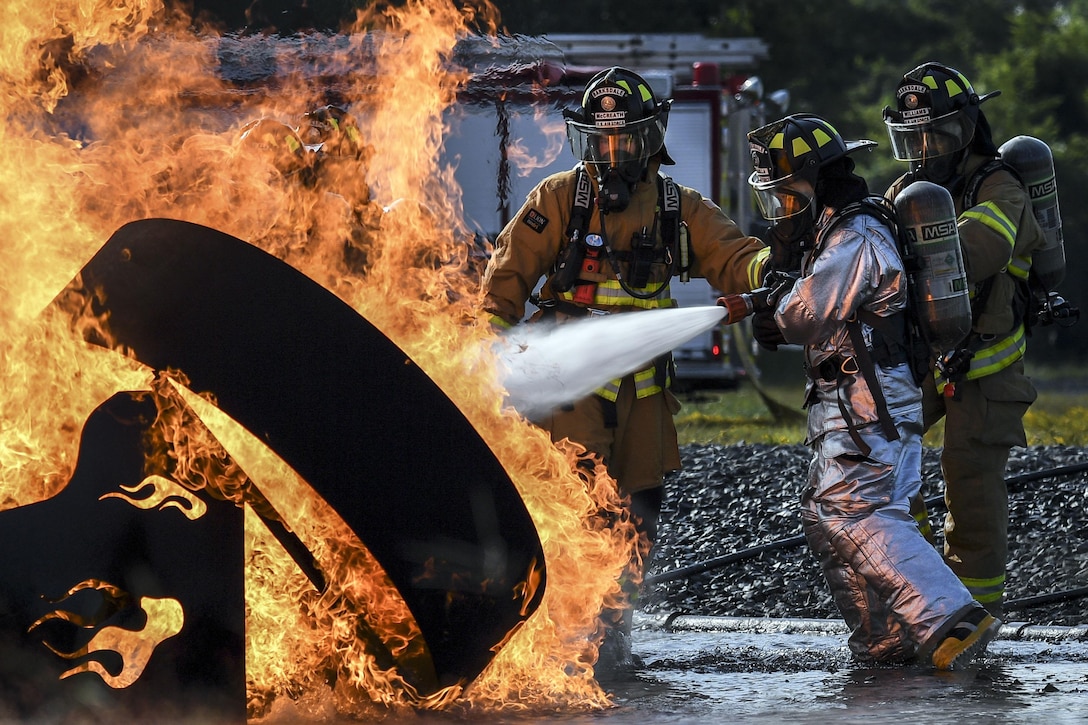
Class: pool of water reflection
345,620,1087,724
597,625,1088,724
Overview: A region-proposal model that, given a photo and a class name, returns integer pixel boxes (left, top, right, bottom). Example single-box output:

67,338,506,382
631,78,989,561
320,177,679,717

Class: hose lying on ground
646,460,1088,586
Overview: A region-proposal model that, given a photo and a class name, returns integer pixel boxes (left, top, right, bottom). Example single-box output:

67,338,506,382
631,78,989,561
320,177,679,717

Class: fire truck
443,33,785,388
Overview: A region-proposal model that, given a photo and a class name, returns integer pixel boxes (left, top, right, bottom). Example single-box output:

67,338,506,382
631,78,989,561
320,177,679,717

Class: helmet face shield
884,107,976,162
748,171,813,221
564,67,672,179
746,113,874,206
566,114,666,174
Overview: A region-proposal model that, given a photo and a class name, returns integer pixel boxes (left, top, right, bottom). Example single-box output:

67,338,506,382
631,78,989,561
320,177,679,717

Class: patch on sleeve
522,208,549,233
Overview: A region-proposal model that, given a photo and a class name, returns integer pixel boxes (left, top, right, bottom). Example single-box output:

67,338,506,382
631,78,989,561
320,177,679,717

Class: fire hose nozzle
716,287,771,324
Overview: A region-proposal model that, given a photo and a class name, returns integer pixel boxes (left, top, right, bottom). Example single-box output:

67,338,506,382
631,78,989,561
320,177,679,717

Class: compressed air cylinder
894,180,973,354
999,135,1065,290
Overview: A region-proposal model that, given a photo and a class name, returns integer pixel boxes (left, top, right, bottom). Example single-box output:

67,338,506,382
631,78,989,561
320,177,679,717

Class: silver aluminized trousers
777,210,981,661
801,386,977,661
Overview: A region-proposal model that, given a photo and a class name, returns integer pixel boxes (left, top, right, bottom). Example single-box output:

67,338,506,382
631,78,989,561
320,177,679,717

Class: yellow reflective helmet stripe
614,79,653,104
776,119,837,161
922,70,970,100
811,127,834,149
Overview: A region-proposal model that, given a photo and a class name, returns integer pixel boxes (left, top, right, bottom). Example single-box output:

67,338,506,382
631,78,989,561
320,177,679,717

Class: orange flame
0,0,638,717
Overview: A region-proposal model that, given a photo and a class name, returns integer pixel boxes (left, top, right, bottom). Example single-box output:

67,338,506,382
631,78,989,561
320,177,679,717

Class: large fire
0,0,636,719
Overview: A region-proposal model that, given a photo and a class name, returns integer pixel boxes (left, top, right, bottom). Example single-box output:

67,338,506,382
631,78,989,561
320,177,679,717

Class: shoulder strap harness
813,196,925,452
561,166,691,284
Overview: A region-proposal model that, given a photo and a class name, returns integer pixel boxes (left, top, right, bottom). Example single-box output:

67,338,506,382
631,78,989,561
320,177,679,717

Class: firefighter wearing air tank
747,113,999,668
884,62,1054,620
481,66,766,663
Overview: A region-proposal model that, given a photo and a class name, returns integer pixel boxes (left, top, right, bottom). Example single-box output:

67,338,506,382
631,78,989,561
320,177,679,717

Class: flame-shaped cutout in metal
99,475,207,520
27,577,183,689
61,220,547,690
29,579,130,630
0,390,246,715
33,592,184,689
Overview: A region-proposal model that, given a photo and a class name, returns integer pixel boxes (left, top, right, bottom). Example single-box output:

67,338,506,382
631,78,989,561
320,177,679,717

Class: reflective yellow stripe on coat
961,200,1017,251
965,324,1027,380
556,280,678,310
936,324,1027,392
596,365,668,401
557,280,676,399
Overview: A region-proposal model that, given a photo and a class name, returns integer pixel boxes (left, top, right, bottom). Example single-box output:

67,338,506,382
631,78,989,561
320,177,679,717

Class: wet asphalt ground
607,621,1088,724
644,443,1088,627
588,442,1088,724
401,443,1088,724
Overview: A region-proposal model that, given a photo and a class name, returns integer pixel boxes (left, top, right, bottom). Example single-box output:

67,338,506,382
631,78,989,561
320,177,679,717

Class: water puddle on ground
355,620,1088,724
596,626,1088,724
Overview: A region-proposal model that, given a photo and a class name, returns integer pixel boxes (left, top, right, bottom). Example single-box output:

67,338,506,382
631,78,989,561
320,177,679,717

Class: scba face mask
568,119,666,213
595,162,638,213
565,66,670,214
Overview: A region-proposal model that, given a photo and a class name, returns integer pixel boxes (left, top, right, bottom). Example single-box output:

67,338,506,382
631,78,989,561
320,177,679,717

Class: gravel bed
643,444,1088,627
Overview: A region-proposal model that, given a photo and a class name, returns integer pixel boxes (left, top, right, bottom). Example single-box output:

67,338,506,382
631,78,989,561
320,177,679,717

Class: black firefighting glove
751,307,787,352
762,269,798,309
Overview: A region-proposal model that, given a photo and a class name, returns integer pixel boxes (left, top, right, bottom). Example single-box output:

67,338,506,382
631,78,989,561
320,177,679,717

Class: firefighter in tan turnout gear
482,66,766,669
884,62,1048,620
747,112,1001,669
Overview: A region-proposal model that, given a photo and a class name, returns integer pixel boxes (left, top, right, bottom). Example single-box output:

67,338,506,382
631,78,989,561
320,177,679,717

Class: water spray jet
496,306,729,419
495,289,773,419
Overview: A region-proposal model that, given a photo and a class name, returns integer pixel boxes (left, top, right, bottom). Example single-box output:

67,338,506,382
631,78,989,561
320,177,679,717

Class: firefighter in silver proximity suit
747,114,1000,669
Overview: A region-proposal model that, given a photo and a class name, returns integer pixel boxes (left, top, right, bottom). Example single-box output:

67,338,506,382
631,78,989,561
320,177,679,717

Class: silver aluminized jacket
775,206,978,661
776,207,918,443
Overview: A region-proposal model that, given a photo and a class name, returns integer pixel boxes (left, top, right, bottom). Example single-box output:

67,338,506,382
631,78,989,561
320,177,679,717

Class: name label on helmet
593,111,626,127
897,83,928,97
591,87,627,99
899,107,930,123
749,142,772,182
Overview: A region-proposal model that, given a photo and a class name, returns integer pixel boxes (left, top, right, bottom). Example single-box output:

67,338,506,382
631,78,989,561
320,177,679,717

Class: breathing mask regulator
559,67,677,299
592,141,645,214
